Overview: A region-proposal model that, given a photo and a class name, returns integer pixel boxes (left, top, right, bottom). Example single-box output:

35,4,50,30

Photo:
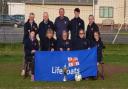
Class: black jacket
70,17,85,39
54,16,70,39
24,38,39,59
57,39,71,51
41,37,57,51
71,37,90,50
38,20,54,41
86,22,99,41
23,20,38,44
91,39,105,62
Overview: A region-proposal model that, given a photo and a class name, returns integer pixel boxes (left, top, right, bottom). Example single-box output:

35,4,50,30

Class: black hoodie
23,20,38,44
71,37,90,50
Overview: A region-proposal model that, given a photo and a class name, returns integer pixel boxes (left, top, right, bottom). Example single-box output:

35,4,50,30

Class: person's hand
51,48,54,51
67,48,70,51
60,48,63,51
88,47,91,50
31,50,36,53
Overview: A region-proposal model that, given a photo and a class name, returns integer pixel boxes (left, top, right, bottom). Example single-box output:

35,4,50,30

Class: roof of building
7,0,25,3
18,0,97,6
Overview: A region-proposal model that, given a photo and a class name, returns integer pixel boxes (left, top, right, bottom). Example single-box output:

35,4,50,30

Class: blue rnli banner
34,47,98,82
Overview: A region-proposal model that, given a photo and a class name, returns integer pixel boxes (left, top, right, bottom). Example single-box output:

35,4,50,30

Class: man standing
70,8,85,40
23,12,38,44
38,12,54,50
86,15,99,42
54,8,70,40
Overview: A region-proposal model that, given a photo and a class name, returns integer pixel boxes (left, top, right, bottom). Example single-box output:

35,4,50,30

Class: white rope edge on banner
112,24,123,44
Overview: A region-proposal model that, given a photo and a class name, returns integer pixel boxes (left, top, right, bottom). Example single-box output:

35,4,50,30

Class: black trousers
25,56,34,75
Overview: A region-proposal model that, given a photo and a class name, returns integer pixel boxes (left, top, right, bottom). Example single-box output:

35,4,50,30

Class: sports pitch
0,44,128,89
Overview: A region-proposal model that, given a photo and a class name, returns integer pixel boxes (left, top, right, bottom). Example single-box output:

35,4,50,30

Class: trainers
31,75,34,81
101,75,105,80
21,69,25,76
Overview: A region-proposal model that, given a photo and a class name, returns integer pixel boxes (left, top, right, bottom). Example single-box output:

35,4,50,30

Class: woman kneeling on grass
92,31,105,80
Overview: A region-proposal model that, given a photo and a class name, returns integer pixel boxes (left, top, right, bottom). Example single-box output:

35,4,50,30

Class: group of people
21,8,105,81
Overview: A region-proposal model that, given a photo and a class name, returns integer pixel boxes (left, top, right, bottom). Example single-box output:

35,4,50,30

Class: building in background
0,0,127,44
8,2,25,15
24,0,94,25
4,0,128,25
94,0,125,24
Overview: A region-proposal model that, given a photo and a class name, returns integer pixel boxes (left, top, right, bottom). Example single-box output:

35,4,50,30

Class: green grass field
0,44,128,89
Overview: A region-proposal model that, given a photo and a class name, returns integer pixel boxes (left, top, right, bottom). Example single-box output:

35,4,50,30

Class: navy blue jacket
41,37,57,51
71,37,90,50
54,16,70,39
70,17,85,39
91,39,105,62
23,20,38,44
24,38,39,59
57,39,72,51
38,20,54,41
86,22,99,41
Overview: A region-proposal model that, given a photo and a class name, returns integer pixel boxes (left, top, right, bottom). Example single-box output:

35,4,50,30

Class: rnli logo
91,28,93,31
66,41,69,45
48,25,50,28
79,23,81,26
65,21,67,24
68,57,79,67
